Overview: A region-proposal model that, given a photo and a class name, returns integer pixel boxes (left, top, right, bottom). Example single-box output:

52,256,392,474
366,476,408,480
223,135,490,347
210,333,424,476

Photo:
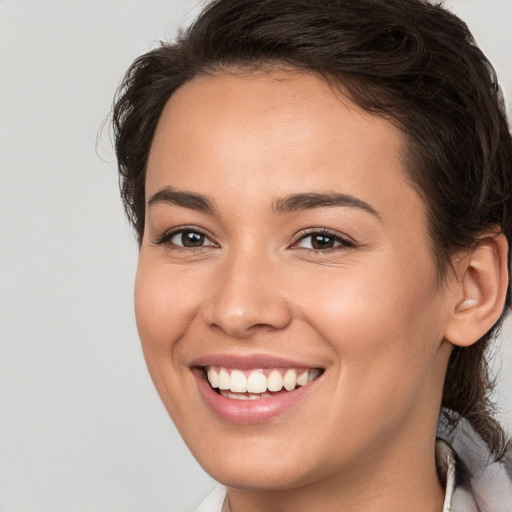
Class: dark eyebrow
148,186,215,214
273,192,380,218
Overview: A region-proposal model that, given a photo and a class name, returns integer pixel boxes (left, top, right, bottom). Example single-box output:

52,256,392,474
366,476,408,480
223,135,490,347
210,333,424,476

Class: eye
154,227,217,249
294,230,354,250
171,230,213,248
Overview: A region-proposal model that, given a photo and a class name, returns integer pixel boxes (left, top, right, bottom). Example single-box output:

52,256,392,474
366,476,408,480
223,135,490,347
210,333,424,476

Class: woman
112,0,512,510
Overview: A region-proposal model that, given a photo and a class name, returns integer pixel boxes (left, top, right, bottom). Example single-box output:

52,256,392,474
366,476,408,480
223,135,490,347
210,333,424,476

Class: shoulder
437,418,512,512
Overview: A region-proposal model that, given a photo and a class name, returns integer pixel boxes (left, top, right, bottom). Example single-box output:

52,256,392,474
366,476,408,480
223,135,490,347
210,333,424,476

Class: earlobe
444,232,509,348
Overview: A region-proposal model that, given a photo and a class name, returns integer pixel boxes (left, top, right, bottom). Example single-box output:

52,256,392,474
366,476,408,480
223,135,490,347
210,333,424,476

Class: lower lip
193,370,318,424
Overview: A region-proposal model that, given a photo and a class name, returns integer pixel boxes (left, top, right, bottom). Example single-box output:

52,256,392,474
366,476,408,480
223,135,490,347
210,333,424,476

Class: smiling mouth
203,366,323,400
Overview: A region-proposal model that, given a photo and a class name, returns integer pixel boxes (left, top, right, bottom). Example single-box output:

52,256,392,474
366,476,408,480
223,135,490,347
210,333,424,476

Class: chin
199,453,319,491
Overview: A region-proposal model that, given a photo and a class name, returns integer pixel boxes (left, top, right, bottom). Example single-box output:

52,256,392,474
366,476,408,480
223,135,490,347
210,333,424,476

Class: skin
135,70,465,512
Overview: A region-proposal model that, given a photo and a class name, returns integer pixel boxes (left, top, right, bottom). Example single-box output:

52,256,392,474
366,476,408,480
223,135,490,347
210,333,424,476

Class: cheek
134,261,200,360
297,257,445,387
133,261,202,421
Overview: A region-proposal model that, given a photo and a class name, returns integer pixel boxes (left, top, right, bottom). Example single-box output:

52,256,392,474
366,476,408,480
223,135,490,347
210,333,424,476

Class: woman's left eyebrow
273,192,381,219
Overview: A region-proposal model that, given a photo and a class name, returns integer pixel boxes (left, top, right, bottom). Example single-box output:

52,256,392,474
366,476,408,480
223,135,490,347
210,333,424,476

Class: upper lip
189,353,325,370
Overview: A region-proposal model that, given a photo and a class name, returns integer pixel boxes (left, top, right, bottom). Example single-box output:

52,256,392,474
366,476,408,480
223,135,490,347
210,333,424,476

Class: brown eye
168,229,215,248
295,231,354,251
310,234,336,249
180,231,205,247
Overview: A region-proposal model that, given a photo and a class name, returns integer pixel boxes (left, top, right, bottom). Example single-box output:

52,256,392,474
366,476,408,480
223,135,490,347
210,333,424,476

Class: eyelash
153,227,356,252
292,228,356,252
153,226,217,250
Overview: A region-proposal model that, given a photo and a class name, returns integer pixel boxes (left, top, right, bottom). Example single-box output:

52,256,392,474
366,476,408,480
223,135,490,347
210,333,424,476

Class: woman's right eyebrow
148,186,215,214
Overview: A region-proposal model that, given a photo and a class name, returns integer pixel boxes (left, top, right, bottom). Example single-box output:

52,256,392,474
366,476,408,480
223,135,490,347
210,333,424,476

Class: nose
202,250,292,338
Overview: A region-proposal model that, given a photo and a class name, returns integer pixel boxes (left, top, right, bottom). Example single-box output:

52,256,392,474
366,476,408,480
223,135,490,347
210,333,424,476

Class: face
136,70,453,491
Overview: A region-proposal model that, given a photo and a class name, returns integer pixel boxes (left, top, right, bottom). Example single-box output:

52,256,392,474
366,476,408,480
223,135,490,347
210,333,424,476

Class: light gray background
0,1,511,511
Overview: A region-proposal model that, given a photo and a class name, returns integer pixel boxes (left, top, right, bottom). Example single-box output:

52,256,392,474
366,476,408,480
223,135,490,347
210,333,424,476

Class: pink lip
191,365,322,425
190,353,320,370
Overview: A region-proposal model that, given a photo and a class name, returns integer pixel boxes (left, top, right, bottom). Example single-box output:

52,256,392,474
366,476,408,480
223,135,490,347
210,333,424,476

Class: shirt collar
436,438,457,511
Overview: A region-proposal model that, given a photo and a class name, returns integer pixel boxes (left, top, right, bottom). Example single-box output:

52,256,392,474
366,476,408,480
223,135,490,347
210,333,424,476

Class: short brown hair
112,0,512,455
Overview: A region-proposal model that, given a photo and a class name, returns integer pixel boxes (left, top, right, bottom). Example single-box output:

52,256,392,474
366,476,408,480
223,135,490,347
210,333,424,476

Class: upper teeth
206,367,320,394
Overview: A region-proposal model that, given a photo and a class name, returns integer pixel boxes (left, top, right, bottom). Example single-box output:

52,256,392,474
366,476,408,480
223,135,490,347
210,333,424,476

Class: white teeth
207,367,219,388
283,369,297,391
247,370,267,393
224,392,249,401
206,366,321,397
297,370,308,387
230,370,247,392
267,369,283,392
220,391,272,400
308,369,321,383
218,368,230,390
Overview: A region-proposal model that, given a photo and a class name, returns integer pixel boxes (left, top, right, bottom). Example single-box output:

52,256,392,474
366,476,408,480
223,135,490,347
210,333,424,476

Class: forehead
146,69,422,222
150,69,405,162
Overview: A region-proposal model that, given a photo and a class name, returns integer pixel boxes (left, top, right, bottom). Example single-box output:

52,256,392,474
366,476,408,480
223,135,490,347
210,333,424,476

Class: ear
443,232,509,347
